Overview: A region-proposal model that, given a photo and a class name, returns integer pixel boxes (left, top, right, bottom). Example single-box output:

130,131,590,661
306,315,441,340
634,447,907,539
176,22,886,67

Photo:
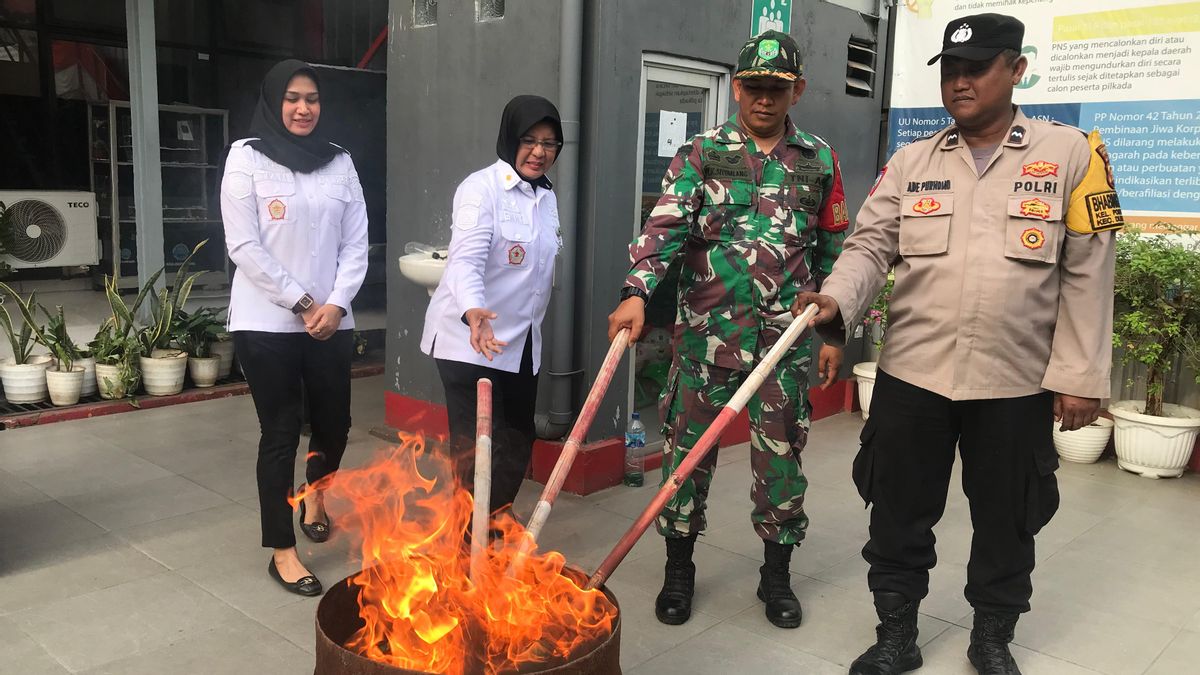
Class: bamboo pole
471,378,493,587
510,329,630,576
585,305,819,589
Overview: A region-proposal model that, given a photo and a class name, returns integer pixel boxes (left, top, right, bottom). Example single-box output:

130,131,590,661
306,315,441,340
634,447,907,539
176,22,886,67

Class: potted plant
2,294,90,407
175,306,225,387
0,285,50,403
1108,228,1200,478
210,330,235,379
853,273,893,421
137,241,207,396
90,270,158,400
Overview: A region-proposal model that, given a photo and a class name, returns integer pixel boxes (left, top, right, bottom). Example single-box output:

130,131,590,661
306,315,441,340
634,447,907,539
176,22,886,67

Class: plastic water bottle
624,412,646,487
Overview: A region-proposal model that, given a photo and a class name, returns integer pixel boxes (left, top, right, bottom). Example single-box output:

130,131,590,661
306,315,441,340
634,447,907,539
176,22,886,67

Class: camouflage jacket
624,115,849,370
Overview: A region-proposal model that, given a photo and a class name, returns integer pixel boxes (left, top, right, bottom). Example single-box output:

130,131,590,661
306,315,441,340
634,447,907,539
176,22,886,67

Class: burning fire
301,432,616,674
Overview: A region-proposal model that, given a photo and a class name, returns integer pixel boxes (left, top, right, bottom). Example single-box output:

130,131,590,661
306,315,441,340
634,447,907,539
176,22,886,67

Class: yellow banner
1053,2,1200,41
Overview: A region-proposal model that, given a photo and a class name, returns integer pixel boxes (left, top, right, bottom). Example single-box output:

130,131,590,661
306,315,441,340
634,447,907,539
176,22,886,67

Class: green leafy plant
174,306,225,358
862,272,895,351
1112,227,1200,417
137,240,209,355
0,284,39,365
38,305,84,372
89,322,142,398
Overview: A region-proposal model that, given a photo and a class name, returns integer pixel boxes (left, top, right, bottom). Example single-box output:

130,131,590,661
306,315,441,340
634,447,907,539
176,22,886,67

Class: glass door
629,56,729,447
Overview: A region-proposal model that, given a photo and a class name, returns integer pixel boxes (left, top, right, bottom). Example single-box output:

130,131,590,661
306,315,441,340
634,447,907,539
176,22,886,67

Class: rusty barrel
314,570,621,675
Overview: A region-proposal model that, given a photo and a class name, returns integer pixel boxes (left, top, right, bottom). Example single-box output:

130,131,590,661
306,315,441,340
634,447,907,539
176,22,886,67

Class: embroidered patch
1021,227,1045,249
507,244,526,266
267,199,286,220
911,197,941,215
1021,161,1059,178
1095,142,1116,188
869,167,887,197
1019,197,1052,220
1008,126,1026,143
757,39,780,60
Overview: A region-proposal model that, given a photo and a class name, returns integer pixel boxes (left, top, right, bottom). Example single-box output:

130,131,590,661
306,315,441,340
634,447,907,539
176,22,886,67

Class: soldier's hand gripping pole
585,305,819,590
510,329,631,576
470,378,493,587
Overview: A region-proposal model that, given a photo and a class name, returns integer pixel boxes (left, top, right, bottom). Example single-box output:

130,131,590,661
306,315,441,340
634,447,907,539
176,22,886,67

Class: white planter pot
140,351,188,396
188,355,221,388
1109,400,1200,479
95,362,138,400
68,356,98,398
46,366,85,406
210,340,235,379
1052,417,1114,464
0,358,50,404
853,361,878,421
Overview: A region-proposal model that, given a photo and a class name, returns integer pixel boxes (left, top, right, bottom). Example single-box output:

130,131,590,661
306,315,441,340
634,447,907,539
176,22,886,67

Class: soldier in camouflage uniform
608,30,850,629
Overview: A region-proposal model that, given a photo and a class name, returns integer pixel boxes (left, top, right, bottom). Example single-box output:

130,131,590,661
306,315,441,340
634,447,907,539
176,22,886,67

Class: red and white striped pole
471,378,493,586
585,305,819,590
511,329,630,575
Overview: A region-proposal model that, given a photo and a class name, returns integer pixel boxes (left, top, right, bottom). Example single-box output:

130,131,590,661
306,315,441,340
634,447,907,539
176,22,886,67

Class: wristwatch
619,286,649,303
291,293,315,314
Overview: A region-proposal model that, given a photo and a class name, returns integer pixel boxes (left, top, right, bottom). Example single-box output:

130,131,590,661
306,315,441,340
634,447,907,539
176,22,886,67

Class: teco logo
67,201,91,208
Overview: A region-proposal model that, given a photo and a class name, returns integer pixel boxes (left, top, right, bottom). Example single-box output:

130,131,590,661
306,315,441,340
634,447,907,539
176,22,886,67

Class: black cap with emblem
927,13,1024,65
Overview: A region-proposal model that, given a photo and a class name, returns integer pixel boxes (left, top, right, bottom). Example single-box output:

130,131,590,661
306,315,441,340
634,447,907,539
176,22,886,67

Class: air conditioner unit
0,191,99,269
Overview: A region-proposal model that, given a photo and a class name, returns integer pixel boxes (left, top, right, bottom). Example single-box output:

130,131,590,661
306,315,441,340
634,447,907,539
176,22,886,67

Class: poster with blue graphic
889,0,1200,231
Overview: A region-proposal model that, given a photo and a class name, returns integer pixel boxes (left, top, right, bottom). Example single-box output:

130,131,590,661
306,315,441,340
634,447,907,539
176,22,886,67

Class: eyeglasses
519,137,563,153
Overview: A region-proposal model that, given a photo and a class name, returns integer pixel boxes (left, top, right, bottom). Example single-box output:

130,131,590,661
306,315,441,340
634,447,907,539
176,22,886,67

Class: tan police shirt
820,107,1121,401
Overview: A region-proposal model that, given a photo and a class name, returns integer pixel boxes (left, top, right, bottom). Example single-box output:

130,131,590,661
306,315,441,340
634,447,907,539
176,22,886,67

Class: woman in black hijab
221,60,369,597
420,95,563,519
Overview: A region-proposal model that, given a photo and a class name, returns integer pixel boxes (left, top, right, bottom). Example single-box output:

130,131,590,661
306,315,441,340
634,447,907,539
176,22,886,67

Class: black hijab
247,59,343,173
495,95,563,190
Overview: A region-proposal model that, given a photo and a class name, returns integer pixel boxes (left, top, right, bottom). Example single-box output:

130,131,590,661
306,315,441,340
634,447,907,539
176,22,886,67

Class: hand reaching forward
464,308,507,361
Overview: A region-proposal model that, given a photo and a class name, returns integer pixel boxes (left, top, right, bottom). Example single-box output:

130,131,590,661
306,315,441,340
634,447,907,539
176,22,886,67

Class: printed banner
889,0,1200,231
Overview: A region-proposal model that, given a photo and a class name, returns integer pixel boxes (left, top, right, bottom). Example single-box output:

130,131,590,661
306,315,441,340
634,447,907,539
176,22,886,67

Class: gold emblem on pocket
1019,198,1051,220
911,197,941,215
267,199,286,220
507,244,526,266
1020,227,1045,250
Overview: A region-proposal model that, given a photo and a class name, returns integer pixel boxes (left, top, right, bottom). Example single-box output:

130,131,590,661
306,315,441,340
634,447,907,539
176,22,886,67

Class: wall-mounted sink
398,249,449,297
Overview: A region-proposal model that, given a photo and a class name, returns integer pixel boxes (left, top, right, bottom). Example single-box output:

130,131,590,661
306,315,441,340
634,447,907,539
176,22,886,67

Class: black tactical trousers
853,369,1060,614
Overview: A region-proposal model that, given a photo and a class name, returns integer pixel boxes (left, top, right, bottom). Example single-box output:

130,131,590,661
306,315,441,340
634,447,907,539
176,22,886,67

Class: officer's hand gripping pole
510,329,631,577
585,305,819,590
470,378,493,587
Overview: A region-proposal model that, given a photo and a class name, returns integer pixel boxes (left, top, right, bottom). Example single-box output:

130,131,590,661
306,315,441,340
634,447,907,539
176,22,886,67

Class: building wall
385,0,889,439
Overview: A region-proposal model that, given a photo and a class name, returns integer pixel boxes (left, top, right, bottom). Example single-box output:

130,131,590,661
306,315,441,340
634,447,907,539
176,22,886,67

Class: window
478,0,504,22
846,37,876,98
0,28,39,97
414,0,437,27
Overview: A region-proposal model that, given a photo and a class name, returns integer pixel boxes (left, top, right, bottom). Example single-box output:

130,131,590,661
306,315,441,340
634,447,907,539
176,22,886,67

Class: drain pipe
537,0,585,440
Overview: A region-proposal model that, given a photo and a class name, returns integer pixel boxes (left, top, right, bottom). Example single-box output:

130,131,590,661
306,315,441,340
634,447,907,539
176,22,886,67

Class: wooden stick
471,378,493,587
510,329,630,576
585,305,819,590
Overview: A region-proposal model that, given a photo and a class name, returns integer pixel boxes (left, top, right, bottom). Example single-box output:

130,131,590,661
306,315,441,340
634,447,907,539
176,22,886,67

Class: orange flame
312,432,616,674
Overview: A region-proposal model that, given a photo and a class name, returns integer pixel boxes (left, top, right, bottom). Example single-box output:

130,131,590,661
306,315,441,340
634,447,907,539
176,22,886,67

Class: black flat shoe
297,491,332,543
268,558,322,597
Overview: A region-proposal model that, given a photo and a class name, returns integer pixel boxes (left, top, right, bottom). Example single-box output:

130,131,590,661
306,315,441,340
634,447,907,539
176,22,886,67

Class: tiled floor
1,376,1198,674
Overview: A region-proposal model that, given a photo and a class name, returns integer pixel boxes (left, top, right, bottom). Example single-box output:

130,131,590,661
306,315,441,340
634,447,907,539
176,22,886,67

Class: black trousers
435,334,538,515
853,369,1060,614
234,330,353,549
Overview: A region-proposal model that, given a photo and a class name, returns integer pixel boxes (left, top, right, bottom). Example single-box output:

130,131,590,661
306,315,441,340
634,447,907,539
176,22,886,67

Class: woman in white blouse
421,95,563,518
221,59,368,597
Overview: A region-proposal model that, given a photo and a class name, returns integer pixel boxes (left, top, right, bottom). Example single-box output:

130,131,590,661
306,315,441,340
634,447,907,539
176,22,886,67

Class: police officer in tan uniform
795,14,1123,675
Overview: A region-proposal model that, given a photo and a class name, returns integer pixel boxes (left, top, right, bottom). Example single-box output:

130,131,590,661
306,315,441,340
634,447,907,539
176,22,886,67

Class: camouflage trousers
655,343,813,545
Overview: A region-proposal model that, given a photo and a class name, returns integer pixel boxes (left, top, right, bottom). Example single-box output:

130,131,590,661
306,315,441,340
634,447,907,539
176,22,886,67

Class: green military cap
736,30,803,81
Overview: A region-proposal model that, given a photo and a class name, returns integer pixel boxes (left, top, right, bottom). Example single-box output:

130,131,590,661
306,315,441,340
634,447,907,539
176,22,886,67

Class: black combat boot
967,612,1021,675
849,592,923,675
757,541,802,628
655,534,697,625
